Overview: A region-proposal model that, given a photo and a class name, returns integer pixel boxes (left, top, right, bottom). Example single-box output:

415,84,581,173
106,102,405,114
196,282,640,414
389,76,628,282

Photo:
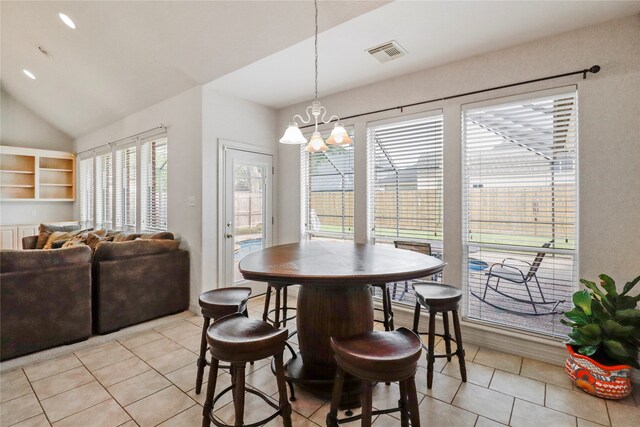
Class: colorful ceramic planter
565,344,633,399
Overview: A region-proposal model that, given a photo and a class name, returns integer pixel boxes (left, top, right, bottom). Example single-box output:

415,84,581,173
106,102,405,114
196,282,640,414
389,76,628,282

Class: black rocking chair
471,242,565,316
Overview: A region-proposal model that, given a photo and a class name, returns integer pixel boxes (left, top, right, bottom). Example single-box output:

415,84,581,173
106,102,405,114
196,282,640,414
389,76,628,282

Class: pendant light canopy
279,0,351,153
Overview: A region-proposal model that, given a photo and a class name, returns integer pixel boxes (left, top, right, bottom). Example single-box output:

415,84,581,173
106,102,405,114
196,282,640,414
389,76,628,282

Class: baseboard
378,301,640,384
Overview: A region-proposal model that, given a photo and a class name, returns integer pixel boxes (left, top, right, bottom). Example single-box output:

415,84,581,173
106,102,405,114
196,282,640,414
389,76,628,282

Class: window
301,129,354,240
367,115,444,246
79,157,94,229
462,90,577,337
141,137,168,231
79,132,167,232
367,114,444,306
115,145,137,231
95,151,112,229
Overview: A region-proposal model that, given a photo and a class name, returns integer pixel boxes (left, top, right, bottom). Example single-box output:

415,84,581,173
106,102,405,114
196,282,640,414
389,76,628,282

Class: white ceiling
0,0,387,138
2,1,639,139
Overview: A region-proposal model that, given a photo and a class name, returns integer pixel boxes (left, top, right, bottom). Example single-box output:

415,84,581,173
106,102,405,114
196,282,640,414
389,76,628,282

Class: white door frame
217,139,275,291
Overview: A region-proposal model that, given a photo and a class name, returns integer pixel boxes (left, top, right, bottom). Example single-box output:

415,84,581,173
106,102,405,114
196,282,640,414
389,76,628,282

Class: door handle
225,233,234,239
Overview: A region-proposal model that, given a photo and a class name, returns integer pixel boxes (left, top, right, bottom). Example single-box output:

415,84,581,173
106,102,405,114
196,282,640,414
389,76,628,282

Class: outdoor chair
471,241,565,315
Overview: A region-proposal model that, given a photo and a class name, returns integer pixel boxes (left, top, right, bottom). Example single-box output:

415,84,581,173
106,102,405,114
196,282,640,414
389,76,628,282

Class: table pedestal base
282,354,362,409
290,283,373,408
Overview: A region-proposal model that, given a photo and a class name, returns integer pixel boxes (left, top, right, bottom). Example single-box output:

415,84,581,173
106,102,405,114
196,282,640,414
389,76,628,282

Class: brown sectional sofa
1,246,93,360
92,240,189,334
1,231,190,360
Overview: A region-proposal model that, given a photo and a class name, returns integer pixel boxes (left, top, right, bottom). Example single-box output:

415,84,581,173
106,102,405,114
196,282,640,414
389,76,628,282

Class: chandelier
279,0,352,153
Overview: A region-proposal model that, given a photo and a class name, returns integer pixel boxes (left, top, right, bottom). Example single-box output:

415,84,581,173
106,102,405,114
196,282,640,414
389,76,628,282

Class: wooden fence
310,186,574,238
235,192,263,228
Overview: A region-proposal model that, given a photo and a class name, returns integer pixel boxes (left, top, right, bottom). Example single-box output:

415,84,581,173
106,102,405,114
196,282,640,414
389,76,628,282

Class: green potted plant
562,274,640,399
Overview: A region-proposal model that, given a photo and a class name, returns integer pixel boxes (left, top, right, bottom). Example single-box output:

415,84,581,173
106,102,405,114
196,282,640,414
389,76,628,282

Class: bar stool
262,282,298,357
327,328,422,427
412,282,467,389
195,287,252,394
371,283,394,331
202,313,292,427
262,282,296,327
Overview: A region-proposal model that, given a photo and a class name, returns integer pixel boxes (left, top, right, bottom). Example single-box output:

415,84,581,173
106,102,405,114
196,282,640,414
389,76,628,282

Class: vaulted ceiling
2,1,639,139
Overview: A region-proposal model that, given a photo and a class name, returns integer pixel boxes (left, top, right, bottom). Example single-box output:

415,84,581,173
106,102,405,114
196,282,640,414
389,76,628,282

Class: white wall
1,88,75,225
277,15,640,292
201,86,278,307
74,86,203,306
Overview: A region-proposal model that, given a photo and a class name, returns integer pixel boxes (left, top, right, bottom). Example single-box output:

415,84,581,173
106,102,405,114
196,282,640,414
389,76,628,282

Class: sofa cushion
93,239,180,262
1,246,92,273
36,224,82,249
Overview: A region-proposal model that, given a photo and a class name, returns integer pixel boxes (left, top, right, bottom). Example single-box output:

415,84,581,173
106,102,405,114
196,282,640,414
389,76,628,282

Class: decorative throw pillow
139,231,174,240
60,228,97,248
86,232,114,250
36,223,82,249
42,228,93,250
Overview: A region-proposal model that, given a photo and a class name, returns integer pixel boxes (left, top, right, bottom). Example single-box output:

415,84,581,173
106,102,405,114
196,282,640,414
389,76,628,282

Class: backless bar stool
195,287,252,394
412,282,467,389
202,313,292,427
327,328,422,427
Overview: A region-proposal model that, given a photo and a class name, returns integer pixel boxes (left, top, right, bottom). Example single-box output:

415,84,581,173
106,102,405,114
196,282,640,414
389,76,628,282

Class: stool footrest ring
329,406,406,425
208,384,282,427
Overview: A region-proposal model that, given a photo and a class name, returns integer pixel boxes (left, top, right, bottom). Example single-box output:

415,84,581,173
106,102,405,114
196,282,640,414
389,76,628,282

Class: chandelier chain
314,0,318,101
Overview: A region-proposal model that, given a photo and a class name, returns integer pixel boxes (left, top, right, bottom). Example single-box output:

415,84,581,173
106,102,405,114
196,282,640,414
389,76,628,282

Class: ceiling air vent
366,40,406,63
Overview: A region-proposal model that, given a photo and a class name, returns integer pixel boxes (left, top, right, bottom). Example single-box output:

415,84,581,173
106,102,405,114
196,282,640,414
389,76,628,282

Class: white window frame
78,131,168,232
300,125,355,241
366,110,444,248
461,86,579,337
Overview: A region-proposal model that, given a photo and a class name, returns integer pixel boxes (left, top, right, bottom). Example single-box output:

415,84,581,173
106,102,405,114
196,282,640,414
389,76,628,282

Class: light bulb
305,131,328,152
330,123,346,143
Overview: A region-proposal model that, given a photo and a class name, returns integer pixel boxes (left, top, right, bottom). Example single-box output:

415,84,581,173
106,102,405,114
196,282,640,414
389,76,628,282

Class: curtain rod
76,124,166,155
300,65,600,129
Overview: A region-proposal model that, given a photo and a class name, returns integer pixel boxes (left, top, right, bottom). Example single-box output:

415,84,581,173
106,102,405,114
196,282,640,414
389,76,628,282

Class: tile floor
1,295,639,427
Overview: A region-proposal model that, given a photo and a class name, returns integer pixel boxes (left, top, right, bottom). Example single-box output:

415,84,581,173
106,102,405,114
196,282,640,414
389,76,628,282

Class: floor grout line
2,309,629,427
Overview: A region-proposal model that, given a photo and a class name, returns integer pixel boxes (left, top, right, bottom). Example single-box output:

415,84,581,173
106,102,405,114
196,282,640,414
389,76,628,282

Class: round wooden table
239,241,446,406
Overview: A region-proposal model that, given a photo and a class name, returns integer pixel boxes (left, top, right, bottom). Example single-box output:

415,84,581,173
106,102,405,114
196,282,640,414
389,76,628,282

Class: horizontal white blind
368,115,444,244
302,130,355,240
95,151,113,229
141,137,168,231
79,157,94,228
462,92,577,249
115,145,136,231
462,91,578,337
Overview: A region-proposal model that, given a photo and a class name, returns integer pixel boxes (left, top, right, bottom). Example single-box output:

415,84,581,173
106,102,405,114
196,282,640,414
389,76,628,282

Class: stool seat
199,287,251,319
413,282,462,311
207,313,288,362
331,328,421,382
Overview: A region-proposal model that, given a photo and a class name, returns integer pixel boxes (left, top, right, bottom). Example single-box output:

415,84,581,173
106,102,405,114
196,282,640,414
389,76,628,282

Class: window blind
95,151,113,229
301,130,355,240
463,92,578,249
367,115,444,245
115,145,136,231
141,137,168,231
79,157,94,228
462,90,578,336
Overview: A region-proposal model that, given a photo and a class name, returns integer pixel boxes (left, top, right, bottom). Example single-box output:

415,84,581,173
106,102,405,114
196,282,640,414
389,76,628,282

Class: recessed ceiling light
23,69,36,80
59,13,76,29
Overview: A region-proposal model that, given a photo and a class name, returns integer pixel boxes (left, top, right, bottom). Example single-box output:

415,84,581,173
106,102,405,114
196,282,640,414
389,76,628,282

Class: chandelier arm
321,115,341,125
